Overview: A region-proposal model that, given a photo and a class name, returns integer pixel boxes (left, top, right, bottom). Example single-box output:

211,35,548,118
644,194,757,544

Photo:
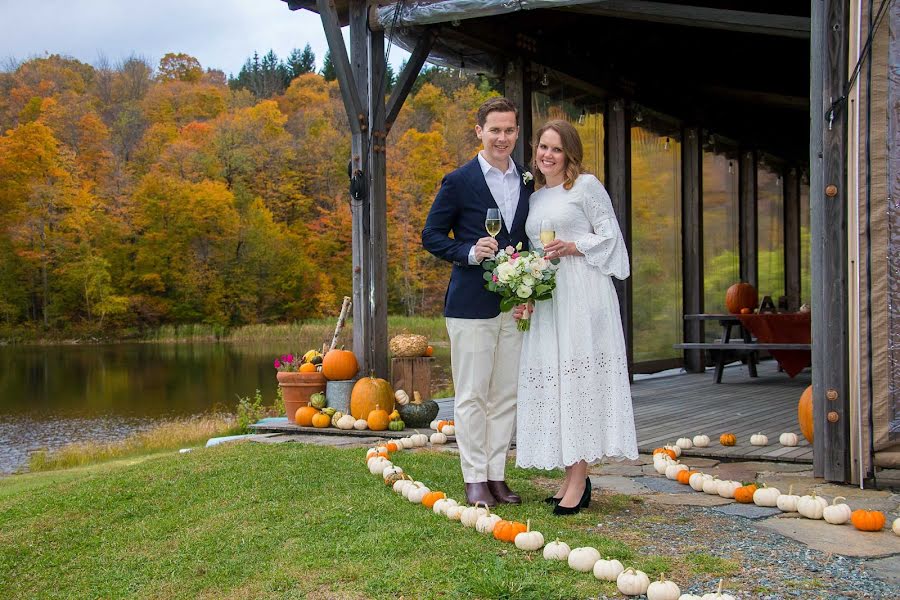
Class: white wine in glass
485,208,502,238
540,219,555,246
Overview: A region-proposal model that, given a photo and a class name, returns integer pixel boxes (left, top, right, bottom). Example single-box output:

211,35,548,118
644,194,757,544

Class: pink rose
492,275,498,282
274,359,282,369
511,252,520,259
505,246,515,254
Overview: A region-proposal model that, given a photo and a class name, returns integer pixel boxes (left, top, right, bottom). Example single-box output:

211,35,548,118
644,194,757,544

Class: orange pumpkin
798,385,814,443
493,520,527,543
725,282,759,314
740,307,752,314
350,374,395,420
321,348,359,381
436,420,454,432
677,470,700,485
366,450,389,463
653,447,677,460
311,412,331,428
424,345,434,357
384,441,399,452
299,362,317,373
719,433,737,446
367,404,390,431
421,491,446,509
850,509,886,532
295,405,319,427
734,483,758,503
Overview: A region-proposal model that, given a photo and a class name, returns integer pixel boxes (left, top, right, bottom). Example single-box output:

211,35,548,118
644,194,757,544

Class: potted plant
274,354,326,424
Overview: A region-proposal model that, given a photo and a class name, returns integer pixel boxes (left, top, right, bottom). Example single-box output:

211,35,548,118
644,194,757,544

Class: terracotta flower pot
277,371,326,423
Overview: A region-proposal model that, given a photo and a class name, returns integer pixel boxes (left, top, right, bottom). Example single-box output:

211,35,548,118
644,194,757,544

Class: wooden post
605,98,633,375
812,0,851,483
739,149,758,288
784,167,802,311
682,126,704,372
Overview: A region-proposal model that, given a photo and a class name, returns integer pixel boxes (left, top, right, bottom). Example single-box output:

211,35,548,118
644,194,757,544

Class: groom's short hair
476,97,519,127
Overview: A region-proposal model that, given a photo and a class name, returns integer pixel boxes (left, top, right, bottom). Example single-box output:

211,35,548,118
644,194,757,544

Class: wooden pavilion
279,0,898,485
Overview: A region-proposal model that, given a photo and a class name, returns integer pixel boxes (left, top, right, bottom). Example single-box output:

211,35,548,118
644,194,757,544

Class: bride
514,119,638,516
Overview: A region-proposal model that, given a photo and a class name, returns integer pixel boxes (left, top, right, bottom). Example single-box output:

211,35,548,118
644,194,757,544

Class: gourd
654,456,676,474
407,483,431,504
475,510,503,534
366,404,390,431
676,437,693,449
321,407,336,417
394,389,410,406
679,595,703,600
719,433,736,446
716,480,741,499
353,418,368,430
368,457,392,476
725,281,758,313
692,434,710,448
393,478,413,494
677,469,700,485
349,373,394,420
749,432,768,446
460,502,489,528
776,485,801,512
702,477,721,495
409,432,428,447
779,432,799,446
321,348,358,380
401,480,426,500
647,574,680,600
797,492,828,519
850,509,886,531
388,420,405,431
733,483,757,504
445,504,465,521
295,406,319,427
892,517,900,536
690,472,713,492
383,471,406,486
798,385,814,442
567,547,601,572
299,362,317,373
421,491,446,509
513,520,544,551
823,496,852,525
542,539,570,561
309,392,327,409
432,497,458,516
665,463,688,480
311,411,331,428
666,444,682,458
397,391,439,428
653,447,677,460
332,411,348,427
752,484,781,507
616,568,651,596
592,557,624,581
700,579,736,600
398,437,414,449
430,432,448,445
381,465,403,479
442,425,456,436
493,520,527,543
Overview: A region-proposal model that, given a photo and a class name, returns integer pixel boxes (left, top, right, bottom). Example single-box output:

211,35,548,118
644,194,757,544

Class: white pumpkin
676,437,693,450
442,425,456,436
750,432,769,446
893,517,900,536
689,472,713,492
398,437,414,449
779,432,799,446
700,580,736,600
394,389,410,405
432,497,458,516
475,512,502,534
445,504,465,521
402,480,426,499
382,465,403,479
592,557,624,581
678,595,703,600
666,444,682,458
430,432,448,445
702,477,721,495
353,418,368,430
460,503,488,527
752,484,781,507
776,485,801,512
543,539,570,561
654,456,676,474
647,575,680,600
335,414,356,430
797,492,828,519
407,484,431,504
716,480,741,499
368,457,392,476
514,520,544,551
393,478,413,494
616,568,651,596
822,496,852,525
409,433,428,447
567,547,601,573
692,434,710,448
665,463,689,480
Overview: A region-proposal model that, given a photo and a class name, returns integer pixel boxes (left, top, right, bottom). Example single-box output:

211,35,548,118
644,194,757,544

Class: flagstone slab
756,516,900,558
645,493,733,507
589,475,654,495
712,503,782,519
638,476,694,494
864,555,900,585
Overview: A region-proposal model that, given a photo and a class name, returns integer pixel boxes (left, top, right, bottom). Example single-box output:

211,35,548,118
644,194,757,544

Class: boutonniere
522,170,533,185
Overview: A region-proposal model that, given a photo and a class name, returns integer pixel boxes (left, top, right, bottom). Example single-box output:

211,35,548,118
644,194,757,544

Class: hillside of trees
0,50,496,337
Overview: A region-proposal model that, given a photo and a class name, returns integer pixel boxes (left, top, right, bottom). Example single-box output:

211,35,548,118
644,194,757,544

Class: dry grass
27,414,237,472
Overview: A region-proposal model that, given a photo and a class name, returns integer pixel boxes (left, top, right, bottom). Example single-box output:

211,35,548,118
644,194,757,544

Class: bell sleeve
573,176,630,279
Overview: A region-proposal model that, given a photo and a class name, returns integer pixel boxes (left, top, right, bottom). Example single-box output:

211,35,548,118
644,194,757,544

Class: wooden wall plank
739,149,758,288
784,167,802,311
682,126,704,372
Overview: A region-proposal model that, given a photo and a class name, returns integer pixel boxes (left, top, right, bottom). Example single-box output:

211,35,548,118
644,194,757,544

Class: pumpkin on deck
397,391,439,428
798,385,814,443
295,405,319,427
349,374,394,420
322,348,359,380
725,281,759,314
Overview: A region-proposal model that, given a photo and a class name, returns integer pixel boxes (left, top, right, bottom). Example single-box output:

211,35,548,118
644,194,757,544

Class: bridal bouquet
483,242,557,331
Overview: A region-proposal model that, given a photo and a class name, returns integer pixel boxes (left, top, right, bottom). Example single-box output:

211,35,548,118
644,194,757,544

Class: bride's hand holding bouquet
482,242,557,331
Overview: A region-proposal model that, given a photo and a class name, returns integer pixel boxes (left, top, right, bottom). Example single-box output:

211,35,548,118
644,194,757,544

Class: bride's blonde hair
531,119,585,190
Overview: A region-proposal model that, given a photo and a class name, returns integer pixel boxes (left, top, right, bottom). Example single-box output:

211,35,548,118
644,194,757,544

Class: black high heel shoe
553,478,591,515
543,495,562,505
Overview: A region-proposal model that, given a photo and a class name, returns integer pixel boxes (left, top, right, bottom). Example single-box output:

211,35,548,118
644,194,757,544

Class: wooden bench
673,342,812,383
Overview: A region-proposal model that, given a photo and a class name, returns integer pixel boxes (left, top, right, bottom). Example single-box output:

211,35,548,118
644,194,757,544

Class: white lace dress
515,173,638,470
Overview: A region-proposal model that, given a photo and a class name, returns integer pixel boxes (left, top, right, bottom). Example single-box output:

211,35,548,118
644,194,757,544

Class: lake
0,342,451,473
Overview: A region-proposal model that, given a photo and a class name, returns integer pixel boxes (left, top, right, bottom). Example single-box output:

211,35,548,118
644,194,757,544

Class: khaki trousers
446,311,522,483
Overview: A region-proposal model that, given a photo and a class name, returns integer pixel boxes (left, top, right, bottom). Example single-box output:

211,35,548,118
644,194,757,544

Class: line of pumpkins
366,442,738,599
652,447,898,534
667,432,802,450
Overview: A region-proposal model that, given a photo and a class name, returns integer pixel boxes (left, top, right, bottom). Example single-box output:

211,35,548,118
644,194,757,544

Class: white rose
516,284,532,298
533,257,548,271
522,275,535,286
496,262,514,283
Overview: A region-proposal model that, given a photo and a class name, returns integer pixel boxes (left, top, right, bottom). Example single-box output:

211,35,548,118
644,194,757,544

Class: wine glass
485,208,502,238
539,219,555,247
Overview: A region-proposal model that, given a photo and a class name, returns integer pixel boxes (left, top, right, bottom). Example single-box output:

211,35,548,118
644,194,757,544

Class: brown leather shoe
465,482,497,507
487,480,521,504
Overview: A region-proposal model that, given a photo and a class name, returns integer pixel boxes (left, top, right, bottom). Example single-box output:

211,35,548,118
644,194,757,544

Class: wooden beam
784,167,802,311
605,99,633,376
682,126,704,372
813,0,851,483
317,0,365,134
563,1,810,39
385,29,434,132
739,150,758,288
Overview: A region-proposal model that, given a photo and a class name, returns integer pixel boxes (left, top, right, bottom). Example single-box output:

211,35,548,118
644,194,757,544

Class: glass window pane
702,149,740,315
800,178,811,306
531,87,604,176
757,164,785,303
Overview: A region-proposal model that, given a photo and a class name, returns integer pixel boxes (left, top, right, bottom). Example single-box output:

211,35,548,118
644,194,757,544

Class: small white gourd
542,539,571,561
429,419,440,429
750,432,769,446
822,496,852,525
382,465,403,478
368,457,392,476
689,472,713,492
752,484,781,507
702,477,721,495
394,389,410,405
692,434,710,448
353,418,368,430
407,484,431,504
445,504,465,521
567,547,601,572
647,573,680,600
776,485,801,512
432,497,458,516
797,491,828,519
393,478,413,494
779,432,799,446
716,480,741,499
675,437,693,450
592,557,624,581
398,436,414,449
442,425,456,436
665,444,682,458
678,595,703,600
514,520,544,551
654,456,676,474
665,463,688,480
402,480,425,499
893,517,900,536
700,579,736,600
430,431,448,445
460,502,488,528
336,414,356,430
410,432,428,447
475,511,502,534
616,568,651,596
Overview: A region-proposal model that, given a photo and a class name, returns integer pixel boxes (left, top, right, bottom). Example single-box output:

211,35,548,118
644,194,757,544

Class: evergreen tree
321,50,336,82
287,44,316,79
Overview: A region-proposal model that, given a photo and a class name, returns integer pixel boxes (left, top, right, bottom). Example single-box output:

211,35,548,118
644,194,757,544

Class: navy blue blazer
422,156,533,318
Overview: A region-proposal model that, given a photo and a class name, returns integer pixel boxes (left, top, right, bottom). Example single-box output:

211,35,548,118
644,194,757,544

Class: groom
422,97,533,506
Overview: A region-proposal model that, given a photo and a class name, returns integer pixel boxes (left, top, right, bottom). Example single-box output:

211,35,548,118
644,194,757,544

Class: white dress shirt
468,152,520,264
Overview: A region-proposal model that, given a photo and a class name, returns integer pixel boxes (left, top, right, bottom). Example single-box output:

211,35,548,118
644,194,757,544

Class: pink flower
285,353,294,363
492,275,498,282
505,246,515,254
511,252,520,259
274,359,282,369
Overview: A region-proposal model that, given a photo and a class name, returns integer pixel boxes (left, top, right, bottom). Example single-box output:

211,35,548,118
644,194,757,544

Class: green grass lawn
0,443,725,599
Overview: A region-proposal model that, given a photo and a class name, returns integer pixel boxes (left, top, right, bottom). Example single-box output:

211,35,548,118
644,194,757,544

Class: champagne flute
540,219,560,264
485,208,502,238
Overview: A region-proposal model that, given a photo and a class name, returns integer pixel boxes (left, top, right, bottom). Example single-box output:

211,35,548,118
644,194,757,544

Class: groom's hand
512,304,527,320
473,236,499,262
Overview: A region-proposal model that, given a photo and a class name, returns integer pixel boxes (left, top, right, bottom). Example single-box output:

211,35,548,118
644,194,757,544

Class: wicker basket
389,334,428,357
